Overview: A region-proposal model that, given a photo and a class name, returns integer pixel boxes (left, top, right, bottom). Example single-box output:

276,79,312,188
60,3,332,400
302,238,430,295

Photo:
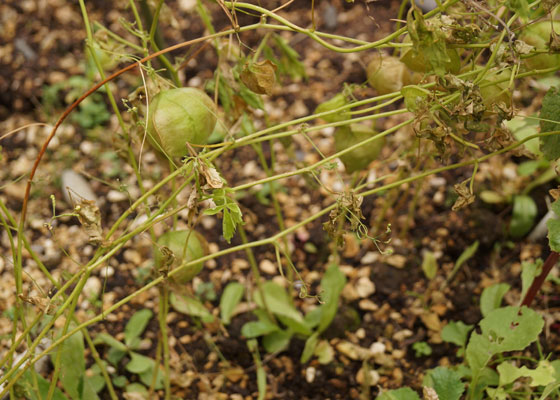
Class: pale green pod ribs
147,88,217,158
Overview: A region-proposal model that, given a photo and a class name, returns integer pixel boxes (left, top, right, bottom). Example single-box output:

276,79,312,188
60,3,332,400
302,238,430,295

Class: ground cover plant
2,0,560,398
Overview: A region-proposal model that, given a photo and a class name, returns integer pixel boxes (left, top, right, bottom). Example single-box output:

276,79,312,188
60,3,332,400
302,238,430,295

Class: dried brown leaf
240,60,277,95
74,199,106,245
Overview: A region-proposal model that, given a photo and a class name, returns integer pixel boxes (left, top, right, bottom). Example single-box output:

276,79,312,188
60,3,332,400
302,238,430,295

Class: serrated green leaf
510,195,537,238
170,293,214,322
124,309,153,347
426,367,465,400
539,86,560,160
204,188,243,243
480,283,511,317
376,387,421,400
497,360,556,387
547,218,560,252
466,306,544,382
441,321,474,348
220,282,244,324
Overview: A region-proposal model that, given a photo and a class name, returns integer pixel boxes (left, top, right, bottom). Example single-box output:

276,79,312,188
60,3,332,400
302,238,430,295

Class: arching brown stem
521,251,560,307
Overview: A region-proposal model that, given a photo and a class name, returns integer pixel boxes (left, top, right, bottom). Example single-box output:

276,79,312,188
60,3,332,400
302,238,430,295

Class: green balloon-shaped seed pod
519,21,560,73
334,124,385,173
147,88,217,158
366,53,411,95
154,229,208,284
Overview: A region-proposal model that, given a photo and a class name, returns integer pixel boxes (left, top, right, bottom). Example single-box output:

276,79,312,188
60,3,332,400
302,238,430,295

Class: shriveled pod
334,123,385,173
147,88,217,158
154,229,208,284
366,53,411,95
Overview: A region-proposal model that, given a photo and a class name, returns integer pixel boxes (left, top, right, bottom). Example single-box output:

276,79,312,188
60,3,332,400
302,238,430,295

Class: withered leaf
198,161,224,189
550,187,560,201
452,180,475,211
240,60,277,95
74,199,106,245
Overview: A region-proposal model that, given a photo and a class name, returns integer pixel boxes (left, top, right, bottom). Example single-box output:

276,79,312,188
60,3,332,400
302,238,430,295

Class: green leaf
507,116,541,156
401,85,430,112
425,367,465,400
254,281,305,323
204,188,243,243
238,85,265,110
125,352,152,374
520,260,541,304
455,241,479,270
93,332,127,352
18,370,69,400
497,360,556,387
421,251,438,280
263,330,292,353
551,198,560,216
241,320,279,338
277,314,312,336
124,309,153,348
407,10,451,76
220,282,245,324
480,283,511,317
441,321,474,348
505,0,530,20
547,218,560,252
125,383,148,395
170,293,214,322
317,264,346,333
301,332,319,363
510,195,537,238
539,86,560,161
139,363,164,390
273,35,306,80
376,387,421,400
466,306,544,382
315,340,335,364
303,306,323,329
57,329,85,400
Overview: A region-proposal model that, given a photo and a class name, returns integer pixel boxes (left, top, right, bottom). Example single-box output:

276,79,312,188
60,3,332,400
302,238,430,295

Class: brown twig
521,251,560,307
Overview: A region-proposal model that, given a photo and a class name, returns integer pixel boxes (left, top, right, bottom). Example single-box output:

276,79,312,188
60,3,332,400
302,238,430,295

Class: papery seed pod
366,53,411,95
315,93,351,123
154,230,208,284
147,88,217,158
334,124,385,173
399,34,461,74
519,21,560,73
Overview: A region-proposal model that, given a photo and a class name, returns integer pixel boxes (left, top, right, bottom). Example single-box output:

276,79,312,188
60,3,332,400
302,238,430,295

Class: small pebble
356,368,380,386
259,259,276,275
61,170,97,204
305,366,316,383
356,276,376,298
